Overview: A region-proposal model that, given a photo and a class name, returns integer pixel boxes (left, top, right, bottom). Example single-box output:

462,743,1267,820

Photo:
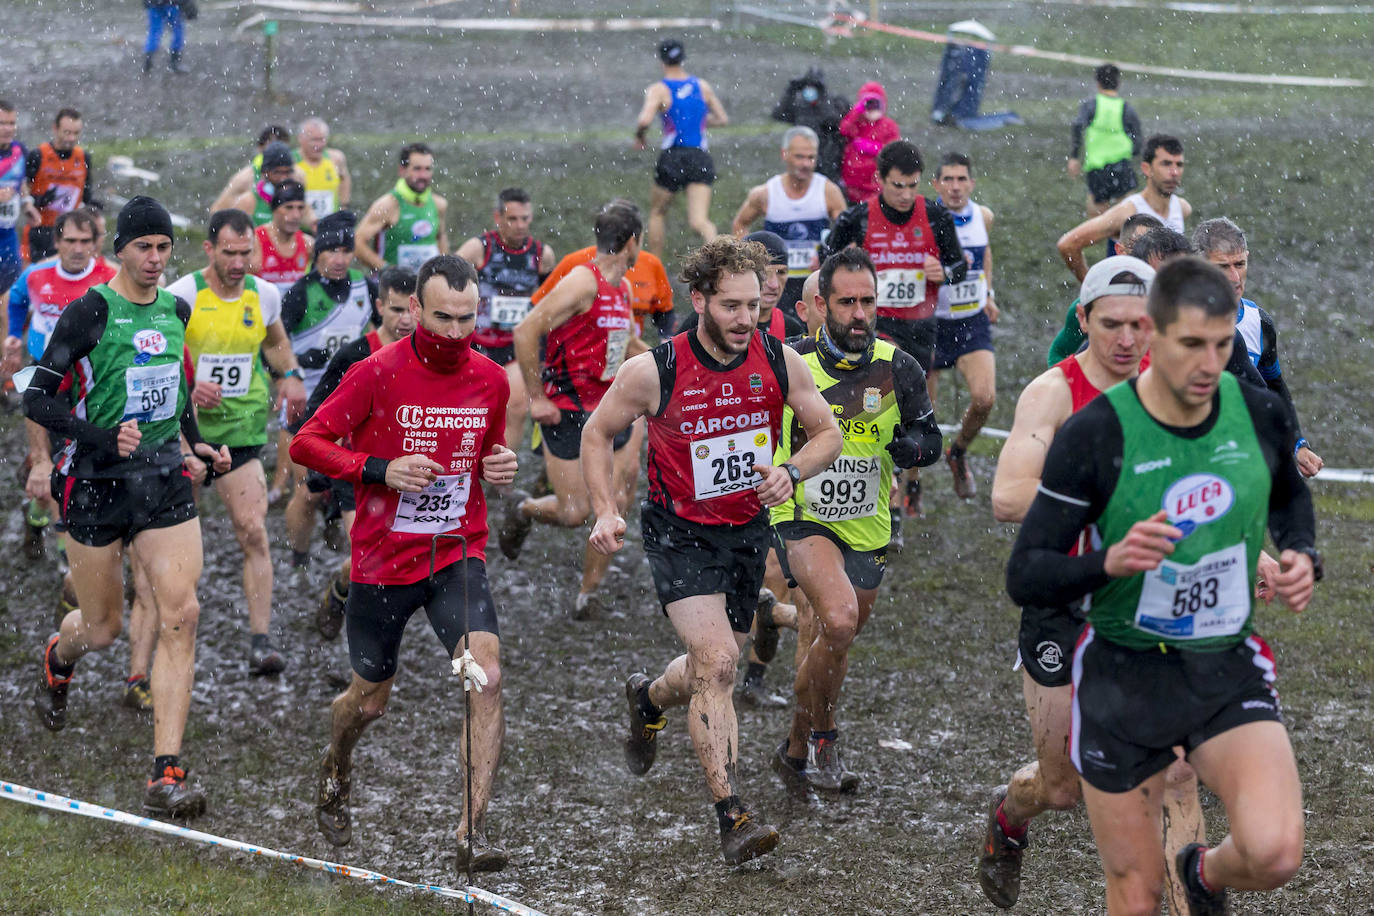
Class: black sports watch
1295,547,1324,582
781,462,802,486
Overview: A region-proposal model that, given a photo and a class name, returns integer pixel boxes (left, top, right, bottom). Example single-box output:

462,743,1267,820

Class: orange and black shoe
34,634,73,732
977,785,1028,909
904,478,925,519
144,765,207,819
315,575,348,640
947,444,976,499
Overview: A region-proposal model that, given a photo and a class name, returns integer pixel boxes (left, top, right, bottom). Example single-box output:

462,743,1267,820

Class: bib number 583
1171,578,1219,617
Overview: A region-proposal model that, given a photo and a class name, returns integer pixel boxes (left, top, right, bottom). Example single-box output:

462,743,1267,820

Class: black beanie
658,39,684,65
261,141,295,173
113,196,174,252
744,230,788,267
271,179,306,209
314,210,357,253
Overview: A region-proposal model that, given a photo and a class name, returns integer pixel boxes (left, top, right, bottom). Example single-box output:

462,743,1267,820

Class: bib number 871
1171,578,1219,617
711,451,756,486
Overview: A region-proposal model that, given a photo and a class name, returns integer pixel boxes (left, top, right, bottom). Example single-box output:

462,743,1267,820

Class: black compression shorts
775,519,888,591
641,501,769,633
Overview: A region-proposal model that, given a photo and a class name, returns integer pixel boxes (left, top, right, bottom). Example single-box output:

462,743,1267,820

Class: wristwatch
781,463,802,486
283,368,304,381
1295,546,1324,582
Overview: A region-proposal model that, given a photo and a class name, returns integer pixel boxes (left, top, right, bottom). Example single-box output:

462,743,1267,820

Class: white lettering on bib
805,454,881,521
396,243,439,273
691,427,771,500
123,362,180,423
391,473,472,534
1134,543,1249,640
196,353,254,398
601,327,629,381
877,268,925,310
490,295,532,329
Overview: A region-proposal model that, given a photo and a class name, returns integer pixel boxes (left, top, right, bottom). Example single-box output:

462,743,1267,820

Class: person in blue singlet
633,39,729,258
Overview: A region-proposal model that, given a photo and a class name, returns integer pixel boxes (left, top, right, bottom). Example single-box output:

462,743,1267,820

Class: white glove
451,649,488,693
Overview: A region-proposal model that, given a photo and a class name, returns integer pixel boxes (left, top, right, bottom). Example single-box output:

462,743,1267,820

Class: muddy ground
1,1,1372,914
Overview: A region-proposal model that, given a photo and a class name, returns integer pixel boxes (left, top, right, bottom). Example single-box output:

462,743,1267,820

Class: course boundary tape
0,780,552,916
235,11,722,33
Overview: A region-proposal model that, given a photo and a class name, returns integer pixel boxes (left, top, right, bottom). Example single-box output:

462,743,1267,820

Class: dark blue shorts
932,310,993,371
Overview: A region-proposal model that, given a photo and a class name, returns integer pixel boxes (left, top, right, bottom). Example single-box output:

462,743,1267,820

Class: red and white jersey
255,225,312,295
864,197,941,320
16,258,117,359
646,330,787,526
541,261,633,412
289,336,509,585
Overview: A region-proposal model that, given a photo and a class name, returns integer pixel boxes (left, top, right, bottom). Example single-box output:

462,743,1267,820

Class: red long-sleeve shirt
290,336,509,585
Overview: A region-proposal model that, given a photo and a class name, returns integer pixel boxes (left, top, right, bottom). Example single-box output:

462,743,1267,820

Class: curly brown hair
678,237,770,299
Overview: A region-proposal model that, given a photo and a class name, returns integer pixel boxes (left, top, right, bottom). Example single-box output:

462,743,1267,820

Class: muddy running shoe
315,577,348,640
455,826,509,873
624,673,667,776
720,806,780,866
1177,843,1230,916
34,634,72,731
889,507,904,552
316,749,353,846
571,591,601,621
770,740,810,795
738,676,788,709
497,488,533,560
947,444,976,499
804,734,860,794
752,589,780,664
248,638,287,676
123,676,153,712
978,785,1028,909
904,478,924,519
144,766,207,819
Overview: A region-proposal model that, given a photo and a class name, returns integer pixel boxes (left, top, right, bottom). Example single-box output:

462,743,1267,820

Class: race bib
804,454,881,521
490,295,531,329
391,473,472,534
690,427,771,500
123,362,180,423
785,241,816,272
1134,543,1249,640
947,271,987,313
305,189,336,218
396,243,439,273
0,194,19,228
196,352,254,398
877,268,925,310
601,327,629,381
50,185,80,214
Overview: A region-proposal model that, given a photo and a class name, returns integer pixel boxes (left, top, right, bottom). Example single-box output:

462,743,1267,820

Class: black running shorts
641,501,770,633
60,468,198,547
539,408,632,462
221,445,264,476
775,519,887,591
876,315,937,374
1017,603,1087,688
654,146,716,193
473,342,515,366
1071,628,1282,793
346,558,498,683
1085,159,1138,204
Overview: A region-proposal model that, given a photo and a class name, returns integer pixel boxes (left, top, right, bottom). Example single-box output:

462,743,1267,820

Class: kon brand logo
1162,473,1234,538
396,405,426,427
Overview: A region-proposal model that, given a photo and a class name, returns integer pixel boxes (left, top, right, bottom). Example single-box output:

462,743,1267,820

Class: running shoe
123,676,153,712
719,805,780,866
904,478,925,519
752,589,780,664
947,444,976,499
1176,843,1231,916
144,765,207,819
571,591,601,621
315,577,348,640
738,676,788,709
455,826,509,873
315,748,353,846
977,785,1028,909
770,740,810,795
624,673,666,776
34,634,72,731
804,734,860,793
497,488,533,560
248,639,287,676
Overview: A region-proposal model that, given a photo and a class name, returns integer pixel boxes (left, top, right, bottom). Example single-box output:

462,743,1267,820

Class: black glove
886,431,923,469
32,188,57,209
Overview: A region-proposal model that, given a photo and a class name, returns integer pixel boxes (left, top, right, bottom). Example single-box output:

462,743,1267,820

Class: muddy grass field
1,1,1373,914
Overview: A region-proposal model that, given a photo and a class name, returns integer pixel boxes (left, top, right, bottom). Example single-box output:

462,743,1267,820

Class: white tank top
936,200,990,318
762,174,831,277
1125,192,1185,233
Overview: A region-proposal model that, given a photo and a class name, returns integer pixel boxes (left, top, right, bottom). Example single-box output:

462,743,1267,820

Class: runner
231,141,302,229
355,142,449,273
25,107,98,262
251,179,313,296
768,247,943,795
165,208,307,674
500,204,645,620
1192,216,1323,478
0,99,36,306
679,230,804,341
456,187,554,447
290,255,519,870
730,126,846,316
281,211,378,564
929,152,998,499
209,124,292,213
304,266,417,641
24,195,231,818
581,235,842,865
1067,64,1142,218
824,139,966,520
634,38,728,257
1005,256,1318,915
295,117,351,219
1056,134,1191,281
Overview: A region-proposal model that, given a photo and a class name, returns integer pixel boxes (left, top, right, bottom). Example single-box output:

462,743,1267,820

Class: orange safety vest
30,143,89,226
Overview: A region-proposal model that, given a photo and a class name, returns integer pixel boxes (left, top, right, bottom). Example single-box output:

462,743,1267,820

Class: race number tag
490,295,532,329
877,268,925,310
601,328,629,381
785,241,816,272
391,473,472,534
690,427,771,500
305,189,336,218
123,362,180,423
1134,543,1249,640
804,454,881,521
0,194,19,228
196,353,254,398
947,271,987,314
396,243,439,273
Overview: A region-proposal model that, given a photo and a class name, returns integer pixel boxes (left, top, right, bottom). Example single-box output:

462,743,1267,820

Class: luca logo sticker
1162,473,1234,538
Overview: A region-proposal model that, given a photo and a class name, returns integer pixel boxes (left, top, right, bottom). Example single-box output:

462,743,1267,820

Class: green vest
771,337,903,552
78,284,188,454
382,179,440,271
1089,374,1269,652
1083,94,1134,173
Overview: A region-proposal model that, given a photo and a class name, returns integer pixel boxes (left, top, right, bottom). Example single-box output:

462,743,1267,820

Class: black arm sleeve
1122,102,1142,157
1005,398,1122,607
171,296,205,449
781,310,805,339
21,291,118,454
1069,97,1094,159
365,276,381,325
926,201,968,285
304,337,372,423
1256,308,1303,441
81,151,100,210
1239,383,1316,551
280,281,308,335
822,202,867,260
891,349,942,467
1226,330,1266,392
